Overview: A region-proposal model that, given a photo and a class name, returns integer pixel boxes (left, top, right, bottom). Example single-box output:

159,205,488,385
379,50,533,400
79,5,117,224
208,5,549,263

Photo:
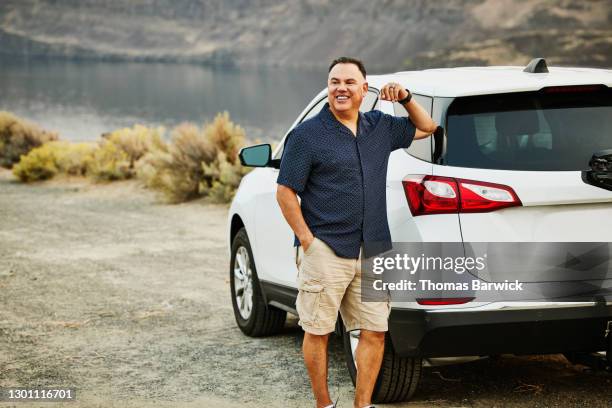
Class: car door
254,90,379,288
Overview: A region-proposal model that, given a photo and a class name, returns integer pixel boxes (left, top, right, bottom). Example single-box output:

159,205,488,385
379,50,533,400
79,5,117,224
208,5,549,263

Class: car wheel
563,352,579,364
343,328,422,403
230,227,286,336
607,327,612,364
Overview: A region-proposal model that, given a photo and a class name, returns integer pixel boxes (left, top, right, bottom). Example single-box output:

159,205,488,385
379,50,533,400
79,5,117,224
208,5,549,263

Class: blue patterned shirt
277,102,416,259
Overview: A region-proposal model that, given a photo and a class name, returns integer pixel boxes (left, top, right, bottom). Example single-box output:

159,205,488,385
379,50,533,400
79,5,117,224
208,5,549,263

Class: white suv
227,59,612,402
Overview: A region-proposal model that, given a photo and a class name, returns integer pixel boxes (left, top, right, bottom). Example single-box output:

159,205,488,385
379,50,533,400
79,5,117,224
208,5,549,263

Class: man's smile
335,94,350,103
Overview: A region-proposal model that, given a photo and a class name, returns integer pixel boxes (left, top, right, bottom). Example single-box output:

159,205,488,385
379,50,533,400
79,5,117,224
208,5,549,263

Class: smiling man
276,57,436,408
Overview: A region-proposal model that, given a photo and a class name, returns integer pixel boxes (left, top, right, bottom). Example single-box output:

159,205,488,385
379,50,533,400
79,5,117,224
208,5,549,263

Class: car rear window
444,86,612,171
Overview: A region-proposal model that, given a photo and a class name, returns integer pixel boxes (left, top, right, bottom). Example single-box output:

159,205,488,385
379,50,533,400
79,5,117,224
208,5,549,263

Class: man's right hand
300,233,315,253
276,184,315,254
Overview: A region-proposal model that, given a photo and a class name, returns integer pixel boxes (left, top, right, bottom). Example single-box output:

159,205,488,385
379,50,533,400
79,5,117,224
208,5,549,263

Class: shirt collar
319,102,370,135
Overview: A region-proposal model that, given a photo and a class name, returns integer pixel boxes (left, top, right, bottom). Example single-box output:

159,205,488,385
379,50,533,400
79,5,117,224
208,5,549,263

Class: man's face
327,63,368,115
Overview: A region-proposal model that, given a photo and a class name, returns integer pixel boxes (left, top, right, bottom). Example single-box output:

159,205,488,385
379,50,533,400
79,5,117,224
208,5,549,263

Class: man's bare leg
354,330,385,408
303,332,334,408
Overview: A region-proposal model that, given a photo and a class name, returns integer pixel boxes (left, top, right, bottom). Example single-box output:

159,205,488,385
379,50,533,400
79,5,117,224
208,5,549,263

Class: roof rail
524,58,549,73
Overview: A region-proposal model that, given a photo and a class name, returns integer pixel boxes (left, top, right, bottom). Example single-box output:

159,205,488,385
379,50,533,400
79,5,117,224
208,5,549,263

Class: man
276,57,436,408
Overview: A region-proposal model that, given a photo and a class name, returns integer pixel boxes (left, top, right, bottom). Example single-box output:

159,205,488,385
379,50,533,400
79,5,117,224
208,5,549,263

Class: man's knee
358,329,385,345
303,332,331,349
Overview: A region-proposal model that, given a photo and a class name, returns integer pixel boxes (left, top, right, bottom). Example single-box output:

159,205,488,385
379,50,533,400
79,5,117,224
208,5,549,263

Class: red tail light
402,175,521,216
417,297,475,306
403,176,459,216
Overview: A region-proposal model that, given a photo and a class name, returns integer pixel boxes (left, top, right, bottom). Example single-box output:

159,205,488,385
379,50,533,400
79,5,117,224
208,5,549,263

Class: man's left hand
380,82,408,102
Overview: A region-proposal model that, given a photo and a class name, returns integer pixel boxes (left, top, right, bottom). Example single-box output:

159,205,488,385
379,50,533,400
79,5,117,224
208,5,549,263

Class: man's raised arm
380,82,438,140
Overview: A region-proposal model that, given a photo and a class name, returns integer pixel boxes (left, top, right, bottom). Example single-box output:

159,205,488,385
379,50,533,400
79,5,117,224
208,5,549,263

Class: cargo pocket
296,280,324,326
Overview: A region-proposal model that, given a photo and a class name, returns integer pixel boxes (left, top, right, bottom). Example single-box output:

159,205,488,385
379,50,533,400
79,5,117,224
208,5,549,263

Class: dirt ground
0,168,610,408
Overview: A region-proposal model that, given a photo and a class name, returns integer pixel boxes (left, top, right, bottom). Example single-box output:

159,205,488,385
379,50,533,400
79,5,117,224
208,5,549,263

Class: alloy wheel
233,246,254,320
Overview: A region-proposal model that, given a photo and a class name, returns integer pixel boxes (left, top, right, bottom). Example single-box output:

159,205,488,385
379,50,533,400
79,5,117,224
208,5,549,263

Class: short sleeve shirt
277,102,416,259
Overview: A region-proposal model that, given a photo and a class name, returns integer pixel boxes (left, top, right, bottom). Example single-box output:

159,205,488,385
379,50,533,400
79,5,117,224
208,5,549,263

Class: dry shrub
88,125,166,181
202,151,250,203
12,143,58,182
54,142,96,175
0,111,58,168
10,112,249,204
87,139,131,181
137,123,213,202
138,112,248,203
204,111,245,164
12,141,96,182
106,125,166,167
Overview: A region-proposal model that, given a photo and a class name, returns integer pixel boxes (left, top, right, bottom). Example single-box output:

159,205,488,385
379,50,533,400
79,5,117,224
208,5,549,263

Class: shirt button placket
355,138,366,252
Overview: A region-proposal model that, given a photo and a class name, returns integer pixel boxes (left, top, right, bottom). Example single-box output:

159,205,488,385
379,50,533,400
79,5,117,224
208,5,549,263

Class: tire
563,352,579,364
607,333,612,364
230,227,286,337
343,328,422,403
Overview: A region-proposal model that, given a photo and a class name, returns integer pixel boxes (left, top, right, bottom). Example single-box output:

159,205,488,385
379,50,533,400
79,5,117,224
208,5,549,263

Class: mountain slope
0,0,610,69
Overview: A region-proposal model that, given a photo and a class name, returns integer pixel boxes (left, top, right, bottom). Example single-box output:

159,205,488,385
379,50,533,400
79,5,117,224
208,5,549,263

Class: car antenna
523,58,549,73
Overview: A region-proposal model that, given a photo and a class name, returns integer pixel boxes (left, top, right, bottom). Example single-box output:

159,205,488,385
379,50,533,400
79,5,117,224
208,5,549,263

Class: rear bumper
389,303,612,358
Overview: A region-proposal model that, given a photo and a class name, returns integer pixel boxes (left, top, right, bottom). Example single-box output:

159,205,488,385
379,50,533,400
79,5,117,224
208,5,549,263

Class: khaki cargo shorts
295,237,390,335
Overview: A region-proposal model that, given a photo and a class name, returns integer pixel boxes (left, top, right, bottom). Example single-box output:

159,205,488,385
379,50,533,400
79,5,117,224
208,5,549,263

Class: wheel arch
229,218,270,305
230,214,245,247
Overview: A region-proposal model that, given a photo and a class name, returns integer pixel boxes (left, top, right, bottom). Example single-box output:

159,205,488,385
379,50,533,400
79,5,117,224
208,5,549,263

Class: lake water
0,58,325,143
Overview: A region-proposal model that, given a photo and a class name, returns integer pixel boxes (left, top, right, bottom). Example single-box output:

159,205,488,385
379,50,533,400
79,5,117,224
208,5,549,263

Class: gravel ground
0,168,610,407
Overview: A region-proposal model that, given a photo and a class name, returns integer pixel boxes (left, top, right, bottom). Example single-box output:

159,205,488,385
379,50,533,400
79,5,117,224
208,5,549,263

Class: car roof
365,66,612,98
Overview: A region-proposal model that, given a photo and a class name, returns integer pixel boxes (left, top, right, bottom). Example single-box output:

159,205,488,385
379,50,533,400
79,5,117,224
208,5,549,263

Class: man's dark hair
328,57,366,79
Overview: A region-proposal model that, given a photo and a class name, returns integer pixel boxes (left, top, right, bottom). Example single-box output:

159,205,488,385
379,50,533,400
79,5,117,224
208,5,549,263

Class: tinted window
445,87,612,171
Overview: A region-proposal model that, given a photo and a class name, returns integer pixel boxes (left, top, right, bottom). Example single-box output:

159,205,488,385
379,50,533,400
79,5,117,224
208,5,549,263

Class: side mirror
239,144,280,169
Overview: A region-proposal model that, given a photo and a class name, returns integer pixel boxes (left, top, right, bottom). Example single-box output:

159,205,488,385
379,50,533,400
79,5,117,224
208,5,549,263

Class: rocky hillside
0,0,610,70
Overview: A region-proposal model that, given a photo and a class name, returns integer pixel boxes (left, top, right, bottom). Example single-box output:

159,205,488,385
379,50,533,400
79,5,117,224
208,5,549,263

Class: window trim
392,93,434,163
301,97,328,121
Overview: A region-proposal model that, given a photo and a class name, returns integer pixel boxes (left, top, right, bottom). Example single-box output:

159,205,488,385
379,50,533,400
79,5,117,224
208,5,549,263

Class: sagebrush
0,111,58,168
138,112,248,203
87,125,165,181
12,141,96,182
11,112,250,203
